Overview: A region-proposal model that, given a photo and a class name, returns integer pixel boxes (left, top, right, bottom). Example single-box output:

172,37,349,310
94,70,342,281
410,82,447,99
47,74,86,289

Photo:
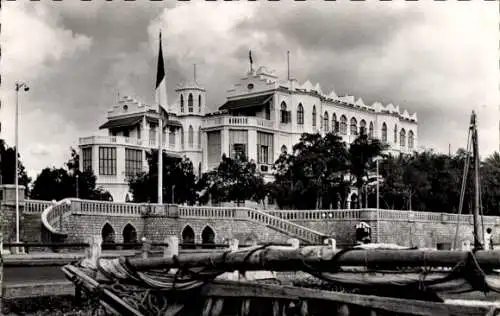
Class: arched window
101,223,115,250
182,225,195,249
369,122,374,139
332,113,337,133
312,106,317,127
400,128,406,147
280,101,289,123
169,128,175,146
198,129,202,148
360,120,366,135
202,226,215,249
198,95,202,113
381,123,387,142
180,95,184,113
323,111,329,132
350,117,358,136
180,126,184,148
297,103,304,125
408,130,415,149
188,93,194,112
188,125,194,147
340,115,347,135
394,124,398,143
122,224,138,249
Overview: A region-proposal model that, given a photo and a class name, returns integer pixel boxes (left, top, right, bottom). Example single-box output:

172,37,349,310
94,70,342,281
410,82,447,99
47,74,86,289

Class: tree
197,154,266,206
129,150,197,204
270,133,350,209
348,133,386,207
30,148,111,201
0,140,31,193
480,152,500,215
377,150,468,213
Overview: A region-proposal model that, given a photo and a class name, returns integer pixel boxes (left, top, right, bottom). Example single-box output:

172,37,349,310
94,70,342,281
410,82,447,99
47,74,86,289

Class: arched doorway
122,223,138,249
181,225,195,249
201,226,215,249
101,223,116,250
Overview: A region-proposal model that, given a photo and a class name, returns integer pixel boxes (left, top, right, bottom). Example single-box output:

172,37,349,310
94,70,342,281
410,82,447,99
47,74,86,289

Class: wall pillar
0,184,25,244
221,128,229,157
247,129,257,162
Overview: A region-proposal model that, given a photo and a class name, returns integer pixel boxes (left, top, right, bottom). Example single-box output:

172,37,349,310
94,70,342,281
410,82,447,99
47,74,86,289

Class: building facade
78,65,418,202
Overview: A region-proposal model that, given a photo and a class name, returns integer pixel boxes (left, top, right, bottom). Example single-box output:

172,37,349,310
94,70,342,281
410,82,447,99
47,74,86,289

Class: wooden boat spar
62,111,500,316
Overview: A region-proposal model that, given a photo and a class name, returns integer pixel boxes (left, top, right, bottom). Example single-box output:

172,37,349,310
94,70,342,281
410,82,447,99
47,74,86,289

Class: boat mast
471,111,483,250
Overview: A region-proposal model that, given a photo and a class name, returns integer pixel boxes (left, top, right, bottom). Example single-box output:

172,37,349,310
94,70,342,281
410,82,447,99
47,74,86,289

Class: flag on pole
156,32,169,127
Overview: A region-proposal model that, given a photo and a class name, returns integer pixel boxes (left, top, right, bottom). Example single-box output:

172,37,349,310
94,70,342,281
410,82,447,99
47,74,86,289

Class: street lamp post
375,157,380,243
376,158,380,210
76,174,79,199
15,82,29,245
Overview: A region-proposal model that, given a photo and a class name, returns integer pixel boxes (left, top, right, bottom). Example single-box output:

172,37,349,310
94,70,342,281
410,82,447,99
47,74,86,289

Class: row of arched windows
180,93,202,113
280,101,415,149
322,111,374,138
168,126,202,149
380,123,415,148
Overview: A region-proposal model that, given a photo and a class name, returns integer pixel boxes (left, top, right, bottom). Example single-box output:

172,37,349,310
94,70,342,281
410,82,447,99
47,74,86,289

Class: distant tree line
11,132,500,215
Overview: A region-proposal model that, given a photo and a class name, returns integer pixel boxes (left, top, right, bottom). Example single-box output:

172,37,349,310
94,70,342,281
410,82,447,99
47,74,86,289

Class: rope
454,128,472,249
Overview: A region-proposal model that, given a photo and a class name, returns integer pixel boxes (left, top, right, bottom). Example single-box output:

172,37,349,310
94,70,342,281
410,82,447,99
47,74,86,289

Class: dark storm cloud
3,1,497,177
236,3,425,54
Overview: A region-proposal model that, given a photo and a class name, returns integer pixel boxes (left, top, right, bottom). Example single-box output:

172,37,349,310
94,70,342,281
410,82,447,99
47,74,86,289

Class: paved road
2,250,136,285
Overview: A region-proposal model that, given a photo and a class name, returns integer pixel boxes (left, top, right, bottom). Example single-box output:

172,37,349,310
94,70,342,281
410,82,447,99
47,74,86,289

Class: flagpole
157,32,164,204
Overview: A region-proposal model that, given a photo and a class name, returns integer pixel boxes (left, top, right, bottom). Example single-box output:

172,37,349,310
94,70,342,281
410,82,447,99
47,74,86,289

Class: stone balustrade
178,206,236,219
268,208,499,225
78,199,143,216
41,199,73,236
203,116,274,129
36,198,500,245
24,200,53,214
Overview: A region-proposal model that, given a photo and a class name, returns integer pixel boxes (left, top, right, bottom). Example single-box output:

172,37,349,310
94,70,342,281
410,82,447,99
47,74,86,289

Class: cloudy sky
1,1,498,179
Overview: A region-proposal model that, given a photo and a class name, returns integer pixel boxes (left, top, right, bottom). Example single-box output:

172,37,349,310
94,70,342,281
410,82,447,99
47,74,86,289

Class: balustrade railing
245,209,326,244
78,200,143,215
25,200,53,214
40,198,500,242
268,208,499,225
203,116,274,129
178,206,236,219
41,199,73,235
79,135,144,147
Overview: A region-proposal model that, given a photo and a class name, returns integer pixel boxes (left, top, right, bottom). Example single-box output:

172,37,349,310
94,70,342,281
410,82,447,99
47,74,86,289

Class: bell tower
174,64,206,178
175,64,206,116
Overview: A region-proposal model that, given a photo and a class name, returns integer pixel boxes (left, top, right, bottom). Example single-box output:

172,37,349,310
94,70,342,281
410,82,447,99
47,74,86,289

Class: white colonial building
78,65,418,202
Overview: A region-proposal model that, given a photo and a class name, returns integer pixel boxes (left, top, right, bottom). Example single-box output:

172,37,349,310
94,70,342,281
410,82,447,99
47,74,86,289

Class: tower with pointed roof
174,68,206,177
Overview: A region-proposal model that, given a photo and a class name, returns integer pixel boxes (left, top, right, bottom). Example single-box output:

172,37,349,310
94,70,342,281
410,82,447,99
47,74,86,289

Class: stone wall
17,197,500,249
23,213,43,243
269,209,500,248
66,214,144,243
177,218,291,244
0,185,25,242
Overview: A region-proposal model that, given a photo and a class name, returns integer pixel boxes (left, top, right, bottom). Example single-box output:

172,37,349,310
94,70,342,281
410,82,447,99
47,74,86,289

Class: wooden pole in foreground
126,246,500,272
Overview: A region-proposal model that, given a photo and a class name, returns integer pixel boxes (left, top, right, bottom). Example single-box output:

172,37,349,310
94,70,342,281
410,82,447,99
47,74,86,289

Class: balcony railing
79,136,144,147
79,136,179,151
204,116,274,129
